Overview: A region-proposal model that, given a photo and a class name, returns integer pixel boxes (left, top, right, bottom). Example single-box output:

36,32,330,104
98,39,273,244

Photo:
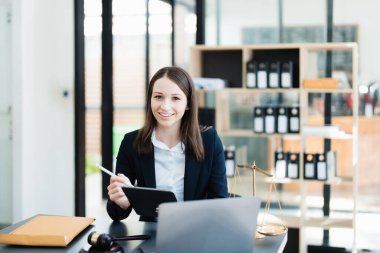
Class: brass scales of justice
235,162,288,239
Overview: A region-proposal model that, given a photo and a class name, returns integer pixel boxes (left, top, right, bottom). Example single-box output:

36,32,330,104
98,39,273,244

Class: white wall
207,0,380,84
0,0,12,224
11,0,75,222
334,0,380,85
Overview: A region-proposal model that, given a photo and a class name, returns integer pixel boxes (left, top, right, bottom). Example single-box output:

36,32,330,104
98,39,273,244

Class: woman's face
151,76,188,131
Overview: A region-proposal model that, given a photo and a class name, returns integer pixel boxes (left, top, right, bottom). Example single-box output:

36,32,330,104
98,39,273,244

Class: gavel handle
113,234,151,241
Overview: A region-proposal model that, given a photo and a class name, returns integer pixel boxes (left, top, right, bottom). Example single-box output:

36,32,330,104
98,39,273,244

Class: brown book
0,215,95,247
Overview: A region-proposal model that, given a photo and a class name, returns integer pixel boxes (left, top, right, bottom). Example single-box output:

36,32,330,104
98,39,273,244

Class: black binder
257,62,268,89
304,153,316,180
274,150,287,179
280,61,293,88
288,107,300,133
253,107,264,133
277,107,289,133
246,61,257,88
287,152,299,179
268,61,280,88
224,146,236,177
264,107,277,134
316,153,327,180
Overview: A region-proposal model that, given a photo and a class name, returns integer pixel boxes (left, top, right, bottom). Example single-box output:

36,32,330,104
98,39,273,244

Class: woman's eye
173,97,181,101
154,95,162,99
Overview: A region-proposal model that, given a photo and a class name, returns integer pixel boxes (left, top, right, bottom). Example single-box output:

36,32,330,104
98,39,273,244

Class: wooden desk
0,215,287,253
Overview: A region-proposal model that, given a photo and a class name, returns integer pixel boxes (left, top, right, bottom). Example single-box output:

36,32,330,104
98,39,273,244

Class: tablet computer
122,186,177,218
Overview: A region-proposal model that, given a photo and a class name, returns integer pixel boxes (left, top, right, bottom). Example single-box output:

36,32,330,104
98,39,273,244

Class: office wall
0,0,12,224
334,0,380,84
11,0,75,222
211,0,380,84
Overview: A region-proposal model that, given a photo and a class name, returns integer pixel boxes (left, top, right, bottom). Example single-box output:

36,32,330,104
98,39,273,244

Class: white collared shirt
151,130,185,201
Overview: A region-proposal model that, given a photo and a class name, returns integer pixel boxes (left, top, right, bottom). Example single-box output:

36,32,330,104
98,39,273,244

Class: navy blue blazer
107,127,228,221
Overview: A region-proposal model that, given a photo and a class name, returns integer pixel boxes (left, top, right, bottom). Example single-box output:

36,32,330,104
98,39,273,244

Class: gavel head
88,231,113,249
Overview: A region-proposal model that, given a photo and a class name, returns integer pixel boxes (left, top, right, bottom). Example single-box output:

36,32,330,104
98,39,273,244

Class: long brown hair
134,66,204,161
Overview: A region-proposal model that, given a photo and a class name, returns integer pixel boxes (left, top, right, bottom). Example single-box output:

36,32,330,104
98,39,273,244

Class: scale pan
257,224,288,236
255,231,266,240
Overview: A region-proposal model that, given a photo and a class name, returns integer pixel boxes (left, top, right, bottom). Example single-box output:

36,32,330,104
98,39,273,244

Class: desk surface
0,215,287,253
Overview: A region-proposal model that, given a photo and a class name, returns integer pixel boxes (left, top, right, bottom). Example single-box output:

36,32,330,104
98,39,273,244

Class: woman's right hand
107,173,132,210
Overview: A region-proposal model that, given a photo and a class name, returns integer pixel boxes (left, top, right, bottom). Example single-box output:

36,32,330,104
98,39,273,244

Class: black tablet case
123,186,177,218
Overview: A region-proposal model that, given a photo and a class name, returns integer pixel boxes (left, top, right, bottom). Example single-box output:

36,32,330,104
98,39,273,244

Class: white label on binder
305,163,315,178
269,73,279,88
226,160,235,177
327,151,336,180
288,163,298,178
265,115,275,133
277,115,287,133
247,73,256,88
317,161,327,180
290,117,299,132
275,160,286,178
254,118,263,132
257,71,267,88
281,72,291,88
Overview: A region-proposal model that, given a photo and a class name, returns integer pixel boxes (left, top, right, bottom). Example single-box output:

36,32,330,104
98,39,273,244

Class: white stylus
95,164,133,187
96,164,117,177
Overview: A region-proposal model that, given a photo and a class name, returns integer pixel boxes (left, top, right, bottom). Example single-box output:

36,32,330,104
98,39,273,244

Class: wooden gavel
88,231,151,249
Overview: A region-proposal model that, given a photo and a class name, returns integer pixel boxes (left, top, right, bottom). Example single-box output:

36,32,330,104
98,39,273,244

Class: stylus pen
96,164,117,177
96,164,133,187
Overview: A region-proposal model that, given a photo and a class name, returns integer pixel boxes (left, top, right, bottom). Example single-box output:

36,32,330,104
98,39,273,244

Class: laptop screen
155,197,261,253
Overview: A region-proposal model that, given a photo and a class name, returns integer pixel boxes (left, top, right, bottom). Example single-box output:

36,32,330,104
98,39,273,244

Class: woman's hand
107,174,132,210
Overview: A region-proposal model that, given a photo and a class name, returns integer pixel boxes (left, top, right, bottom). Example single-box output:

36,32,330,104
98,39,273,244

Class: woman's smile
158,112,175,118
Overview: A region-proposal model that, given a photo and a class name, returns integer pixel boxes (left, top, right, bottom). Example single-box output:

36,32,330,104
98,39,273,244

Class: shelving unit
190,43,358,253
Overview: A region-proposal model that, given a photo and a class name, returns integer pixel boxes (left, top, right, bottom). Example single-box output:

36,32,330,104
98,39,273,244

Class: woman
107,66,228,221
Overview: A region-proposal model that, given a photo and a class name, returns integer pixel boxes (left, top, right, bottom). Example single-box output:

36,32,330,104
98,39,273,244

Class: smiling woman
150,76,188,137
135,66,205,161
106,66,228,221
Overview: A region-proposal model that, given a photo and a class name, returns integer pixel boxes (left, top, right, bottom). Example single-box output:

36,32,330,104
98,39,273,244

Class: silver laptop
155,197,261,253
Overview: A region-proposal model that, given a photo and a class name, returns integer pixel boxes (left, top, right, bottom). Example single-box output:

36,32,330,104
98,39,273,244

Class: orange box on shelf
303,78,339,89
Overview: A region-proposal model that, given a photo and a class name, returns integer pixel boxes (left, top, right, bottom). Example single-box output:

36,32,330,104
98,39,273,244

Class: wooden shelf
264,178,300,184
220,130,301,138
303,217,353,229
221,88,300,93
302,132,353,140
302,88,354,94
259,213,353,229
258,213,302,229
190,42,359,253
192,42,357,51
220,130,352,140
303,177,353,185
264,177,352,185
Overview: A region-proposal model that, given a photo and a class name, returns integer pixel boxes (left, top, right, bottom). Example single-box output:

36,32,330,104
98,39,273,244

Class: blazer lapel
140,152,156,188
184,155,202,200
